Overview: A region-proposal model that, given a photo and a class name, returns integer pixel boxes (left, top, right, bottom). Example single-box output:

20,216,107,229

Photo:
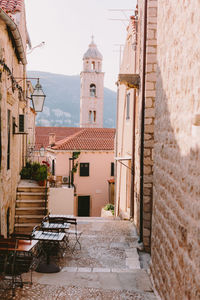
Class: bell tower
80,36,104,128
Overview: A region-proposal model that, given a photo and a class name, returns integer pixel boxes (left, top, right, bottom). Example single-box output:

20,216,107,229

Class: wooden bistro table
0,239,38,253
32,230,65,273
0,238,39,293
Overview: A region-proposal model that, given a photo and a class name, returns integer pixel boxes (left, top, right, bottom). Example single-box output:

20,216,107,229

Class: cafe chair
65,218,83,252
0,239,18,297
11,251,34,287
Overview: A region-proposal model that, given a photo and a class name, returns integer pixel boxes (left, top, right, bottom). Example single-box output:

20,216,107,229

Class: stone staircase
14,184,48,234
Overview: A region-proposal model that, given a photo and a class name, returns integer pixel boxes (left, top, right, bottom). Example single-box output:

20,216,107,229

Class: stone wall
134,0,157,252
151,1,200,299
0,11,27,237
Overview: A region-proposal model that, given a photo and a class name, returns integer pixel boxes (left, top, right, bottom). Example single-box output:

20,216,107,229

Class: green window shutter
19,114,24,132
80,163,89,176
111,162,114,176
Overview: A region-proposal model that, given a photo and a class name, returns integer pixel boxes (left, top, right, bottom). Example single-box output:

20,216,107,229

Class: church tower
80,37,104,128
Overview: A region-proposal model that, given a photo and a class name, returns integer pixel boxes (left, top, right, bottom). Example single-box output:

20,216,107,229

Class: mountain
27,71,117,128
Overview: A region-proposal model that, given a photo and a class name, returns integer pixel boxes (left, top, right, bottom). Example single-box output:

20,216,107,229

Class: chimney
49,133,56,146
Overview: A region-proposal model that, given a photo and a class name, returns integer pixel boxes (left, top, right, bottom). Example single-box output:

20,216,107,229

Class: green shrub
104,204,114,211
20,166,31,179
20,162,47,181
34,165,47,181
104,204,114,215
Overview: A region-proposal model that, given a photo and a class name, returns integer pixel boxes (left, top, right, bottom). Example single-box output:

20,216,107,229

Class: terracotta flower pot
38,180,46,186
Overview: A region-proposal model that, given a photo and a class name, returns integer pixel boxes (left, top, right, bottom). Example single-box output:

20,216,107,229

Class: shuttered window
7,110,11,170
80,163,89,177
19,114,24,132
0,106,1,169
126,93,130,120
111,162,114,176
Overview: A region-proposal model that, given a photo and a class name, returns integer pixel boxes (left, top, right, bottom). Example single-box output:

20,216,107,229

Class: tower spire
91,34,94,44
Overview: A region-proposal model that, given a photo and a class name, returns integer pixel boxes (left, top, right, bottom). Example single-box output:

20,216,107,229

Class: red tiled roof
35,127,115,151
35,127,81,150
0,0,23,13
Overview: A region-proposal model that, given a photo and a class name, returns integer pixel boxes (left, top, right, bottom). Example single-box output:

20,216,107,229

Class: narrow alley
0,218,157,300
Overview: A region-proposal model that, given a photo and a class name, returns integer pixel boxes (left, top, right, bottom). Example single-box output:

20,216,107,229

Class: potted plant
35,165,47,186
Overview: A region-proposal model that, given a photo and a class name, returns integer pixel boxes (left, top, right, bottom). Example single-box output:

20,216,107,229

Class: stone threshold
61,267,140,273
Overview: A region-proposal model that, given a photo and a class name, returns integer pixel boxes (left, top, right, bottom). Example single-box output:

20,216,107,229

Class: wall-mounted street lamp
31,78,46,112
39,146,45,157
14,77,46,112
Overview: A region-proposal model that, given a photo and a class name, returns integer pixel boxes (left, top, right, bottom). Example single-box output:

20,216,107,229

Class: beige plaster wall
115,19,136,220
49,187,74,215
151,1,200,299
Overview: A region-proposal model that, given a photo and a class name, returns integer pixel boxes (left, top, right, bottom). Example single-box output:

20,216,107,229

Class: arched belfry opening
90,84,96,97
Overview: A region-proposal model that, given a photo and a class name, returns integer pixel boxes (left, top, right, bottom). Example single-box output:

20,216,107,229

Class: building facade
115,17,136,220
80,37,104,128
35,127,115,217
115,0,157,253
116,0,200,298
0,0,32,237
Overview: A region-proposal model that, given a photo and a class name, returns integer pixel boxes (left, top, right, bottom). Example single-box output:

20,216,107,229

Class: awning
114,156,132,171
114,156,132,161
118,74,140,89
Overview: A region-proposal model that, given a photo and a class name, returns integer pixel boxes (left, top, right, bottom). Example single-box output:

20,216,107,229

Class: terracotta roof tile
35,127,115,151
35,127,81,150
0,0,23,13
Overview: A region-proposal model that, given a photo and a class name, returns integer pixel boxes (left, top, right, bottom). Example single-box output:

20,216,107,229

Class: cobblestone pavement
0,218,157,300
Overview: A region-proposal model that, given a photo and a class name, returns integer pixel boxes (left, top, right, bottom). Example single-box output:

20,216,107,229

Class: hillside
27,71,117,128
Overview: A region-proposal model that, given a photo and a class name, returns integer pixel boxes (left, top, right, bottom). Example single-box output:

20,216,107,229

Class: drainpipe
114,84,119,216
130,14,138,219
139,0,148,243
130,88,136,219
0,8,27,65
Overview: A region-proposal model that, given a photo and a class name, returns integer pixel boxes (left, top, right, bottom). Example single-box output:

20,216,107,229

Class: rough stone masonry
151,0,200,299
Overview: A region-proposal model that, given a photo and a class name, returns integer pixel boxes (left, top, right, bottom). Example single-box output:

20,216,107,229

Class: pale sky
24,0,137,91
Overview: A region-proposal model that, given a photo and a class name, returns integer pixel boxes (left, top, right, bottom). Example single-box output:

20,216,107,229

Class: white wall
48,186,74,215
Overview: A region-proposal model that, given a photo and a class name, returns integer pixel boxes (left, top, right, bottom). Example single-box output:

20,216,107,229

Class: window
93,111,96,123
52,159,55,176
126,93,130,120
98,62,101,71
7,110,11,170
89,111,96,123
89,110,92,123
91,61,95,70
111,162,114,176
19,114,25,132
0,105,1,169
90,84,96,97
80,163,89,176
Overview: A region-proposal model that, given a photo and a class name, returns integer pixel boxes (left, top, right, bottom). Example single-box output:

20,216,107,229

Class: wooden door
78,196,90,216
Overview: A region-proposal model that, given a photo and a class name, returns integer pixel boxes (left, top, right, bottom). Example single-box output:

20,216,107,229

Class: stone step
15,215,45,223
16,200,46,208
17,186,47,193
17,192,47,200
15,207,46,215
14,223,40,234
32,269,155,295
